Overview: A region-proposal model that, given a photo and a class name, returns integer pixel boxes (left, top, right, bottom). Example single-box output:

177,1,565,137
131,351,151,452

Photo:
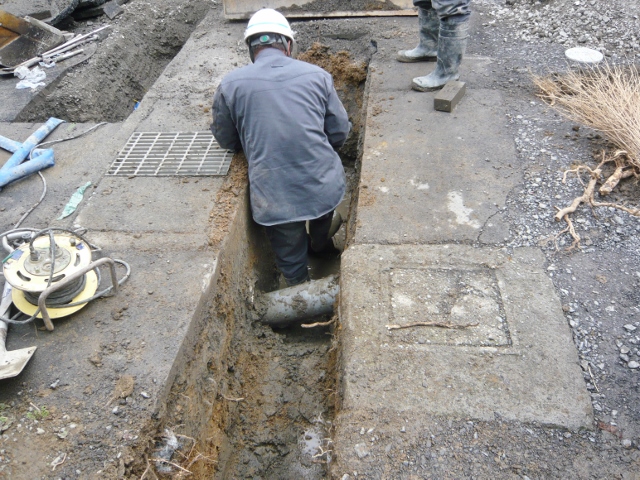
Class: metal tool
0,281,36,380
0,10,66,68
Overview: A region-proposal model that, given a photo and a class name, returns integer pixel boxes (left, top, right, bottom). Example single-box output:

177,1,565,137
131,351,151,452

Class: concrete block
338,244,593,429
434,80,466,112
103,0,124,19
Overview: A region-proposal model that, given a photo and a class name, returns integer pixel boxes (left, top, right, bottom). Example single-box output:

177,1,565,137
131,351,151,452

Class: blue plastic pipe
0,117,64,189
0,149,55,188
0,135,23,153
2,117,64,170
0,135,45,156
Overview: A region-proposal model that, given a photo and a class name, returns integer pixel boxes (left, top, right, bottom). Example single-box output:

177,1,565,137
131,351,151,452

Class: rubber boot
308,211,342,258
327,211,343,239
411,19,468,92
396,8,439,63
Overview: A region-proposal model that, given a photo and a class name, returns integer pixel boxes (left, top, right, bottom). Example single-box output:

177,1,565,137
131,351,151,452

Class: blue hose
0,149,55,188
0,117,63,189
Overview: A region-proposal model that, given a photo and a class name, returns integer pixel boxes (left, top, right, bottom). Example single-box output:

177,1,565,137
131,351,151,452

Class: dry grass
533,63,640,167
533,62,640,250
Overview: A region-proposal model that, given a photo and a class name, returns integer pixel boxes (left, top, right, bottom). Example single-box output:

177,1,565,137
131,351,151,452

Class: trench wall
136,163,275,476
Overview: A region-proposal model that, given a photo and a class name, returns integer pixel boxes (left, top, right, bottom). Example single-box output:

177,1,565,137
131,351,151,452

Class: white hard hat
244,8,294,45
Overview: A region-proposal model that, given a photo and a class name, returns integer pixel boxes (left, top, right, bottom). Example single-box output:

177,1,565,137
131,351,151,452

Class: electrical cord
13,173,47,229
11,122,108,228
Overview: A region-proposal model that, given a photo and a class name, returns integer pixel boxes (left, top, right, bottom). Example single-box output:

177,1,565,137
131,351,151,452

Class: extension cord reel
3,233,98,321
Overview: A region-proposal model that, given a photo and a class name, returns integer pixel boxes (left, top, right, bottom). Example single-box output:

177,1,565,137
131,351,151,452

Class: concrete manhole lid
108,132,233,177
339,244,593,428
388,267,510,347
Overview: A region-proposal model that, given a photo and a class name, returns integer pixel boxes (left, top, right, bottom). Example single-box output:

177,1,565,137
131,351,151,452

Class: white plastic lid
565,47,604,64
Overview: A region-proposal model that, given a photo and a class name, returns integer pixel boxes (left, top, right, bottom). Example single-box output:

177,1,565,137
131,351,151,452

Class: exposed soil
15,0,213,123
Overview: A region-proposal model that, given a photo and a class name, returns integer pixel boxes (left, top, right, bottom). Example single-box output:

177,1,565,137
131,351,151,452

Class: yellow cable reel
3,233,99,319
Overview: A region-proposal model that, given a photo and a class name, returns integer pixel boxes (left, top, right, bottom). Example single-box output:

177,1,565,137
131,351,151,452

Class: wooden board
0,10,65,67
223,0,416,20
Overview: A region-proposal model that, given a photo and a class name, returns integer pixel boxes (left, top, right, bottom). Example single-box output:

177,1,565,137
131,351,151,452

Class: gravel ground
477,0,640,441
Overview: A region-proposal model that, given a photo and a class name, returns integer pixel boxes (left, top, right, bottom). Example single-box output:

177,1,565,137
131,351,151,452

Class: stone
354,443,369,459
434,81,466,113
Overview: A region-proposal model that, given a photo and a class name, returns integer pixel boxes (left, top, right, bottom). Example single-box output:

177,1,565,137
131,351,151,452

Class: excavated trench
144,40,372,479
151,43,371,479
15,0,214,123
13,7,374,475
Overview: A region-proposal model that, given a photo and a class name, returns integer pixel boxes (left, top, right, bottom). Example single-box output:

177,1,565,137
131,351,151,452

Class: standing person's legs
396,1,439,62
265,221,310,286
412,0,471,91
431,0,471,19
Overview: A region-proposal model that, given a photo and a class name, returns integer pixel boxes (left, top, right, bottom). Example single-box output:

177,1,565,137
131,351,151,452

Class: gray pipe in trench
259,274,339,327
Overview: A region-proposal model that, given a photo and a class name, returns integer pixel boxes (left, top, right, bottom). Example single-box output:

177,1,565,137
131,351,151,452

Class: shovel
0,281,36,380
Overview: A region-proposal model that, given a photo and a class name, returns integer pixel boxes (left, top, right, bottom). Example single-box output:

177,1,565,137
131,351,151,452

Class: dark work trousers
265,211,334,286
413,0,471,22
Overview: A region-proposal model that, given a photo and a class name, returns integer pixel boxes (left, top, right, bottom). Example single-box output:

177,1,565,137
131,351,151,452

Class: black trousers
264,211,334,286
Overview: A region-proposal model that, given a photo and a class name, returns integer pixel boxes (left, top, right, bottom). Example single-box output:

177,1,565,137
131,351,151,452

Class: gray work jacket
211,48,351,226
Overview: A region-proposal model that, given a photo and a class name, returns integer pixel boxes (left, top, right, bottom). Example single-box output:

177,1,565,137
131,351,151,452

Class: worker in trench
397,0,472,91
210,8,351,287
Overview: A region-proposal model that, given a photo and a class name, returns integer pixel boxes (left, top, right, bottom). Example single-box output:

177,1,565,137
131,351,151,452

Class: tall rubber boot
396,7,439,63
411,19,468,91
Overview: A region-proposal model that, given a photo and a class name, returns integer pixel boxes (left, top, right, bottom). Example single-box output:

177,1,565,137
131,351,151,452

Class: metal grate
107,132,232,177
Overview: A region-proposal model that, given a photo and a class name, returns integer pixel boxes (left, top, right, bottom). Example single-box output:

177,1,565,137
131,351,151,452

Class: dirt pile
15,0,212,123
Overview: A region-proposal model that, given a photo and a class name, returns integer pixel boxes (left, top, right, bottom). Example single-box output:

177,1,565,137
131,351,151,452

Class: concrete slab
0,9,253,477
338,243,592,428
0,121,121,225
78,176,223,236
331,39,592,477
355,56,520,244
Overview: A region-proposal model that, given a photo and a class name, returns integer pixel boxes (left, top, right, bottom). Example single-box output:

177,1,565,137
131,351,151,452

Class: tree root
553,151,640,251
554,213,580,252
554,156,605,222
599,151,636,195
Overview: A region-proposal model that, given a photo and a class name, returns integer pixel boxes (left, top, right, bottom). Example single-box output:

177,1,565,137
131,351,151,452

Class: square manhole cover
388,267,511,347
107,132,232,176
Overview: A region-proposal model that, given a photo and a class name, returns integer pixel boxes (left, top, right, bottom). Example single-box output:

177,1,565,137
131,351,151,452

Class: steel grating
107,132,232,177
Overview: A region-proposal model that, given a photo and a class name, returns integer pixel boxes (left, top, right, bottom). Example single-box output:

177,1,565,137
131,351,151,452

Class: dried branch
220,394,244,402
141,458,159,480
554,213,581,251
554,159,604,221
535,65,640,231
599,150,637,195
151,458,193,475
386,322,478,330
